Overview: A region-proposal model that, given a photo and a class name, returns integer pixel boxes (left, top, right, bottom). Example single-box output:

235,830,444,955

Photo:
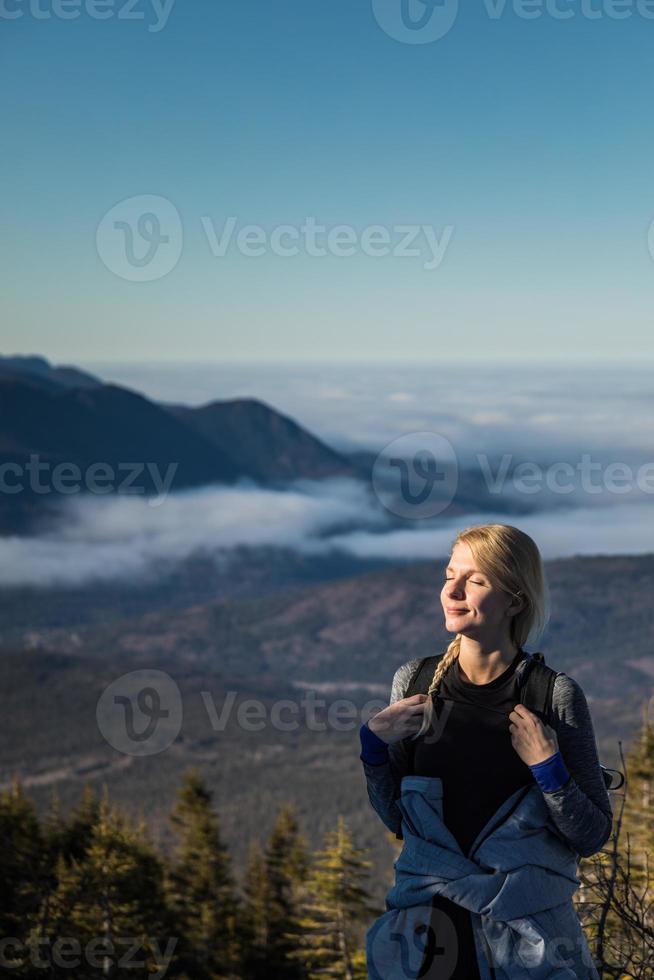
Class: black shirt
411,649,534,979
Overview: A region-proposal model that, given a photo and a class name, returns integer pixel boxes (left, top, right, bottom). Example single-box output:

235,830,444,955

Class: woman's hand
508,703,559,766
367,693,430,745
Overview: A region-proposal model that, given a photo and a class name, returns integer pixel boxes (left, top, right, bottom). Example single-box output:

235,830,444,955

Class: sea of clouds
3,361,652,587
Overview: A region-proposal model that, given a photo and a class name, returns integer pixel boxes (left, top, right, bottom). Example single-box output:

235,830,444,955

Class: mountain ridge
0,354,359,532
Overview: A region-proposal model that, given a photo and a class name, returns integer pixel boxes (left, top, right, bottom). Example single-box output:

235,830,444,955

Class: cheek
477,596,502,618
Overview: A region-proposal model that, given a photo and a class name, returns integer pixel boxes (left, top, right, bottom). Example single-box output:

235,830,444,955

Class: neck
456,636,521,685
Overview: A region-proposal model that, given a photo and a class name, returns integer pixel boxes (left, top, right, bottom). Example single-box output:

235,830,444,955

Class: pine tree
38,787,101,914
262,803,310,980
240,839,271,980
55,783,101,864
287,815,374,980
166,769,241,980
30,787,172,979
0,780,45,973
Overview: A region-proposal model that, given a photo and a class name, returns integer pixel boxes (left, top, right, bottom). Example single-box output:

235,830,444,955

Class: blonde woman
360,524,612,979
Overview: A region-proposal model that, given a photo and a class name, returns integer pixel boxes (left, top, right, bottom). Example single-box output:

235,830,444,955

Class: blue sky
2,0,654,363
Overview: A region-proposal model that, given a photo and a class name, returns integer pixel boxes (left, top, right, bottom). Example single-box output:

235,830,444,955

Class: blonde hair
411,523,550,741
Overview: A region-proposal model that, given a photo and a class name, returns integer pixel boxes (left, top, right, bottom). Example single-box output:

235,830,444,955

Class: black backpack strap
397,655,443,789
519,651,557,728
409,650,556,724
403,650,622,794
404,654,442,698
520,652,620,791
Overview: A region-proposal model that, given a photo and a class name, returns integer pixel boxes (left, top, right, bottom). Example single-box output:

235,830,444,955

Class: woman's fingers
406,700,429,713
369,693,430,742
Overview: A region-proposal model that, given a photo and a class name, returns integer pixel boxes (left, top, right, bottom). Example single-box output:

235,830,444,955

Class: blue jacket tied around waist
366,775,600,979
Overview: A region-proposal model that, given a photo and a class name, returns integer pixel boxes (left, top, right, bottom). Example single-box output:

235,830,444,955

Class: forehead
445,561,485,574
447,542,483,573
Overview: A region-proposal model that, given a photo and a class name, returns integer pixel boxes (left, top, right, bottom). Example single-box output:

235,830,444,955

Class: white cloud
0,478,386,587
388,392,416,403
1,478,652,588
325,500,654,561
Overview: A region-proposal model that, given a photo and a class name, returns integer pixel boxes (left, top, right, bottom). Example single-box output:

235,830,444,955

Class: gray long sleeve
361,659,614,857
361,658,422,840
540,673,613,857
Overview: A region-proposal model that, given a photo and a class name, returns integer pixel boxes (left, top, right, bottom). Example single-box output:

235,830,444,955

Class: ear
507,593,524,616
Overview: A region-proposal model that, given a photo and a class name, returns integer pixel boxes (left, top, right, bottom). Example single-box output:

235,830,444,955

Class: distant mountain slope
6,550,652,748
0,374,243,491
0,355,359,531
0,545,396,639
166,397,354,482
0,354,102,390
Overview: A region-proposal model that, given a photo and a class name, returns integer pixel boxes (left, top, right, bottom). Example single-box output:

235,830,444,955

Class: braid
427,635,462,697
411,634,462,741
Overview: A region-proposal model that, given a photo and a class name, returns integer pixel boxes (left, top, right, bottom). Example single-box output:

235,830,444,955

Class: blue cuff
359,721,390,765
529,749,570,793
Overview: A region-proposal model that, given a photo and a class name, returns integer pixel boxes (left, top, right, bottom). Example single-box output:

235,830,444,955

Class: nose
445,576,466,598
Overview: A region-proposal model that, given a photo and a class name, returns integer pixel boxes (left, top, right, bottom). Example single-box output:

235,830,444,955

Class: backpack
404,651,624,792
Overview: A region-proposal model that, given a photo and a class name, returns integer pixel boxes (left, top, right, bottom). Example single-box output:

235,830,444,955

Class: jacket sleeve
360,659,421,839
539,673,614,858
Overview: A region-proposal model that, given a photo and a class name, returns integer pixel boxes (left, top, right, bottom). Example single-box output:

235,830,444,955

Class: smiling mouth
447,609,468,614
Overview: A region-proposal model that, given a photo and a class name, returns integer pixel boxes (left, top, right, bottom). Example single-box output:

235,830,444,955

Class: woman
360,523,613,979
